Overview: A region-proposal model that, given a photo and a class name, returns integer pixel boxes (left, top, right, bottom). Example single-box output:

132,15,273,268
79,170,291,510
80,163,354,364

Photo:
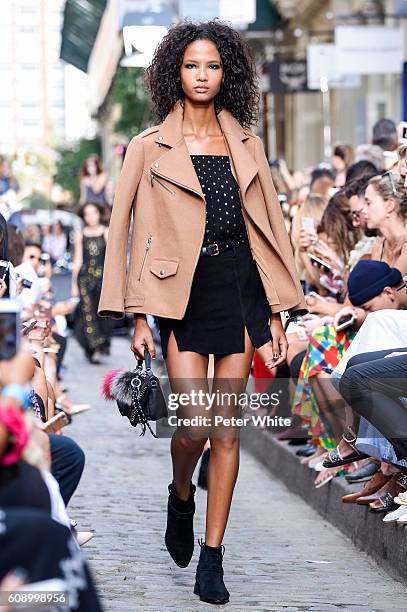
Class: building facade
0,0,92,155
271,0,407,169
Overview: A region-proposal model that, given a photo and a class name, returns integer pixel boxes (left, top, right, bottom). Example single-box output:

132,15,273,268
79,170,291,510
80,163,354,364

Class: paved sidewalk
66,337,406,611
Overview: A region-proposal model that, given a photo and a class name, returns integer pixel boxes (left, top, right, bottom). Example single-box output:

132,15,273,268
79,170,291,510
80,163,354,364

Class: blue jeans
49,434,85,506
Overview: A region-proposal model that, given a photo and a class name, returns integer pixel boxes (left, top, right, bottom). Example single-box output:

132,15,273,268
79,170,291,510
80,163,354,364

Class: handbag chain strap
130,369,158,438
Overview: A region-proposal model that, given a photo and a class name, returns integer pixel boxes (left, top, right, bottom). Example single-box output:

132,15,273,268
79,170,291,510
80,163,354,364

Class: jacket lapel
150,102,204,199
149,102,259,200
216,110,259,196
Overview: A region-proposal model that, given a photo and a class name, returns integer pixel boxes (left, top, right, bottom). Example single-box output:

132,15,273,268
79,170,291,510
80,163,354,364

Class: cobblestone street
66,337,406,612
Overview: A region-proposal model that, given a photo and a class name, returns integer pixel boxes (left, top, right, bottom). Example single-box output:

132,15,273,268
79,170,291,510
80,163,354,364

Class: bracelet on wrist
1,384,32,411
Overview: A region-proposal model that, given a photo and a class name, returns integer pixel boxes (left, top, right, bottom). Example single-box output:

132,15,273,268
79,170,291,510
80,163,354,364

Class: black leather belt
200,237,249,256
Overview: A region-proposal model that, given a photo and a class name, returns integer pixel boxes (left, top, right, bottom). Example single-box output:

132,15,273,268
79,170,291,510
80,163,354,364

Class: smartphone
301,217,315,232
335,315,355,332
307,291,327,302
43,412,70,433
21,278,33,289
307,252,332,274
22,318,38,336
399,121,407,143
0,259,10,281
0,299,21,360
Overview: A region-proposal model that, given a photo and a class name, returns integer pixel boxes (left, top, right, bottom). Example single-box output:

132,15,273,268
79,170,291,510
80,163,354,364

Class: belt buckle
210,243,220,256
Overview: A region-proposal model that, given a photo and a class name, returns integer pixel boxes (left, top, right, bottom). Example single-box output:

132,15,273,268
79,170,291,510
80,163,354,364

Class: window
21,100,40,108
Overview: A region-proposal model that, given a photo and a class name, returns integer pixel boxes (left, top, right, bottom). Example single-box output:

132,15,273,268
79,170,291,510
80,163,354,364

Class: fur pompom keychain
102,369,124,402
102,369,137,407
101,348,167,435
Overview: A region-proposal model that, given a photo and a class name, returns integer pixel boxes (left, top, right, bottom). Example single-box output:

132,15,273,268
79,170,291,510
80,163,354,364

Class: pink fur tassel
102,369,124,401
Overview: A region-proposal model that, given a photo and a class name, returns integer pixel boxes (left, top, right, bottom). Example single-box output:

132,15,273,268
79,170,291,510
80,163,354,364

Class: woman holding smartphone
99,21,306,605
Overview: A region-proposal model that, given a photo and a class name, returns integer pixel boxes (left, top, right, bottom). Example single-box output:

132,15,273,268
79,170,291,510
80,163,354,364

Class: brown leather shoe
342,470,390,504
356,473,399,505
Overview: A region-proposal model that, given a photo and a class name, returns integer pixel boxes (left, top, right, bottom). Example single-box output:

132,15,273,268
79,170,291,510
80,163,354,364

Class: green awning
247,0,281,30
60,0,107,72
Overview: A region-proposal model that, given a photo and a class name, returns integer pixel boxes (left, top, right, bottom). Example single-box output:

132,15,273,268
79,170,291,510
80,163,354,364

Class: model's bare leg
165,330,211,500
205,327,254,547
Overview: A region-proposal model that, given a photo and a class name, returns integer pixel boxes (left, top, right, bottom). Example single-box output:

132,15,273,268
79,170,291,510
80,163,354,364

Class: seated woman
299,190,360,304
367,172,407,274
0,346,70,528
291,193,328,292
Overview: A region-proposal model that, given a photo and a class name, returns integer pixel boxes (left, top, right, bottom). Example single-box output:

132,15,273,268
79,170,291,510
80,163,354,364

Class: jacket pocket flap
150,258,179,278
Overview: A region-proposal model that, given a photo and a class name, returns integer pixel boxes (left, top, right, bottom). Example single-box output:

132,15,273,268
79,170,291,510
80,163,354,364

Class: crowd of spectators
265,118,407,522
0,195,104,608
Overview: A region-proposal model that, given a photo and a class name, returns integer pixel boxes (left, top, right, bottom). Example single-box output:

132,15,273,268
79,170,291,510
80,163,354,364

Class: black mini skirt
155,243,272,359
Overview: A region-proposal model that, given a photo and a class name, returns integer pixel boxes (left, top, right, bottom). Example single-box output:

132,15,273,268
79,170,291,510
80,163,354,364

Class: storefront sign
335,26,404,76
307,43,360,89
268,60,309,94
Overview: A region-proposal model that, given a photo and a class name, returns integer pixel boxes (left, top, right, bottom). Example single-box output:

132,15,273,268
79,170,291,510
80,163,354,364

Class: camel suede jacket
98,101,307,321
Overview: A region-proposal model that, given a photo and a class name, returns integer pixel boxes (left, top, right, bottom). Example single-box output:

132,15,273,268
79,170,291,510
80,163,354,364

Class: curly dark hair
144,20,259,128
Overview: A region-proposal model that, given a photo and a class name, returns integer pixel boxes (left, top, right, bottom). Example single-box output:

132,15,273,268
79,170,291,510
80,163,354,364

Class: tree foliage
109,67,152,138
54,137,101,203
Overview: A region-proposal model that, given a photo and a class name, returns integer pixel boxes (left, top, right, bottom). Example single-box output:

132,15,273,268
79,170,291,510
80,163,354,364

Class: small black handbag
102,347,167,437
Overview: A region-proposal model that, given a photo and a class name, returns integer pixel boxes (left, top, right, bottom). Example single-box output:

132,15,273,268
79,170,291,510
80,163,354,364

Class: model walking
72,202,112,363
79,155,108,206
99,21,306,604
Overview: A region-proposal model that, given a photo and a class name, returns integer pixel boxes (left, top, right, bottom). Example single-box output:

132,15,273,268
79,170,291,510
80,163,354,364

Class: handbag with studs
102,347,167,437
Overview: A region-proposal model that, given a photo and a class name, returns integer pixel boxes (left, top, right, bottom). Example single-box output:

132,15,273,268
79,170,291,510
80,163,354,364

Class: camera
21,278,33,289
15,273,33,290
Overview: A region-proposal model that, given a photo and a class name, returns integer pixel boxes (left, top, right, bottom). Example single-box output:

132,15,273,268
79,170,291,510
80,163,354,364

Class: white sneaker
397,513,407,524
383,505,407,523
76,531,94,546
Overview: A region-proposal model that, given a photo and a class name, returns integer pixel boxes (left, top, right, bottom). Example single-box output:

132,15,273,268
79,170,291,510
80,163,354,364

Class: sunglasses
351,205,366,220
380,170,397,196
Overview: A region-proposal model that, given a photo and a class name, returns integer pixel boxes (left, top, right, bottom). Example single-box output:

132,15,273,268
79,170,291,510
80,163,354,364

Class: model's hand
131,317,156,360
269,315,288,368
257,316,288,370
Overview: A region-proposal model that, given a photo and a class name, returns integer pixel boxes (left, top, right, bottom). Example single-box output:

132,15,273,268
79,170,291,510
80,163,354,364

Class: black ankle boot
194,539,230,604
165,481,196,568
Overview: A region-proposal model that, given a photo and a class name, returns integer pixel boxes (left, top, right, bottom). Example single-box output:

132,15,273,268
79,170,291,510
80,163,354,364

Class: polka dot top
190,155,249,247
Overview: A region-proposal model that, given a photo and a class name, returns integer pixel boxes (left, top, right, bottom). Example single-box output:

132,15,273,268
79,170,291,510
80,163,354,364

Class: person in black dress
72,202,112,363
129,22,294,606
